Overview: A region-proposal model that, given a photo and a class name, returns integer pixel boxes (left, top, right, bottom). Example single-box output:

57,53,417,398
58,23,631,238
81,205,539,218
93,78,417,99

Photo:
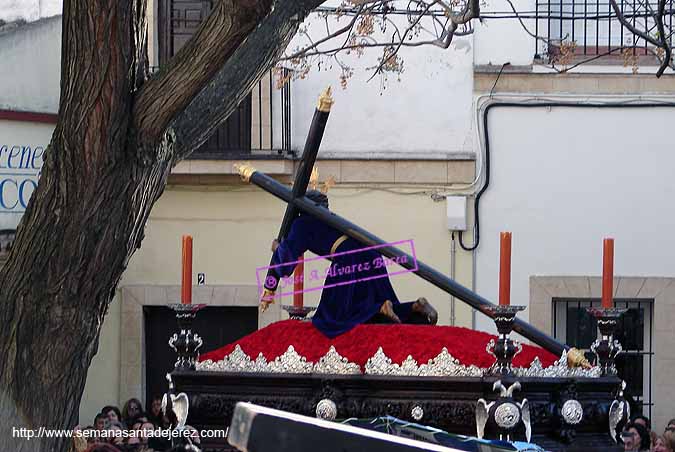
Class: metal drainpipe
450,232,456,325
471,227,477,330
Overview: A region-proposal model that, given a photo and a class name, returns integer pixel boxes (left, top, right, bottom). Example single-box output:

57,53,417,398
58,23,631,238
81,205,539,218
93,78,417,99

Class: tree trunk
0,0,321,449
0,1,162,450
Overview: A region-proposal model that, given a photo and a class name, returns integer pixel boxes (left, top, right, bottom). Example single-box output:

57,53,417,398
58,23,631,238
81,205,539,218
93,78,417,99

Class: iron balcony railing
534,0,673,61
149,67,292,160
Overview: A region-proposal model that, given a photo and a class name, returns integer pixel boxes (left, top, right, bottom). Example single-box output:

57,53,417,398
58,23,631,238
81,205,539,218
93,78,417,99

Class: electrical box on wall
446,195,467,231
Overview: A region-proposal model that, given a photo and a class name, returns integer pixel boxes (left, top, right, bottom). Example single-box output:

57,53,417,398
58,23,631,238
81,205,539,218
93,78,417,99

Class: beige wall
79,292,121,425
474,70,675,95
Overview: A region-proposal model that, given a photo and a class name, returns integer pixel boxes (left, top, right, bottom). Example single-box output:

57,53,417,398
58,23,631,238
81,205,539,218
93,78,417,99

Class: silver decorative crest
419,348,483,377
411,405,424,421
514,351,602,378
267,346,314,373
316,399,337,421
196,344,601,378
365,347,483,377
313,346,361,374
561,399,583,425
494,403,521,429
197,345,270,372
364,347,400,375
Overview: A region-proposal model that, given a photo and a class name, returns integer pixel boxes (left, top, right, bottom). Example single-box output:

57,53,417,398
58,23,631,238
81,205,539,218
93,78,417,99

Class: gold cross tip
310,167,319,190
321,175,336,194
233,162,256,182
567,347,592,369
317,86,334,112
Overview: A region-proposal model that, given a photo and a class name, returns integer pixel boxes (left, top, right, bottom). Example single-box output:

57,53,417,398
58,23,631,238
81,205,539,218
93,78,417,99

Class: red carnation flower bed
199,320,558,369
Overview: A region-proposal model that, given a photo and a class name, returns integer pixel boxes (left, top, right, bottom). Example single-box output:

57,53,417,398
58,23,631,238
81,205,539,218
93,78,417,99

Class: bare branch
609,0,662,46
654,0,672,76
280,0,480,85
282,5,368,61
368,1,437,78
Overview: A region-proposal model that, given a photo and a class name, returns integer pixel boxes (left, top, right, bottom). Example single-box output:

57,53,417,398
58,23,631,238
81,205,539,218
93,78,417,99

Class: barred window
534,0,671,63
553,298,653,417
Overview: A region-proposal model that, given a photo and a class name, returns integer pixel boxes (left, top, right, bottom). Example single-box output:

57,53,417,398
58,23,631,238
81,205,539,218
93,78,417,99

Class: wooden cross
262,88,333,315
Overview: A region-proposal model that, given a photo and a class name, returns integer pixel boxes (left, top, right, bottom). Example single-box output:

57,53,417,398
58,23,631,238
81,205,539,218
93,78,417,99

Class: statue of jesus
260,190,438,338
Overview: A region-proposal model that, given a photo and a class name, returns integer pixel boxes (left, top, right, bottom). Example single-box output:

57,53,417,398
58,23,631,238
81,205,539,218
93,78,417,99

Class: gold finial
567,347,592,369
321,175,336,194
233,162,256,183
317,86,334,112
309,167,319,190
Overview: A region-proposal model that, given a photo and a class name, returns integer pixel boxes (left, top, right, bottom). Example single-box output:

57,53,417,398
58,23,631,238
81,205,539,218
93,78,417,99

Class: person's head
101,406,121,424
653,434,674,452
94,413,107,430
623,422,650,451
150,396,162,417
107,421,125,446
668,419,675,431
633,414,652,431
305,190,329,209
139,421,155,443
122,398,143,421
663,431,675,451
131,415,149,430
83,426,97,444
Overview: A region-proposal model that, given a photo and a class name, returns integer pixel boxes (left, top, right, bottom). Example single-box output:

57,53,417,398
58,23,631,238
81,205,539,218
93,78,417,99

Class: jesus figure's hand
260,288,275,312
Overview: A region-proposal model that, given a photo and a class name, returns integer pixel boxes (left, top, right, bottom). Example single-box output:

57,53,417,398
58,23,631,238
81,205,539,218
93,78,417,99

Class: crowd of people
69,397,200,452
622,415,675,452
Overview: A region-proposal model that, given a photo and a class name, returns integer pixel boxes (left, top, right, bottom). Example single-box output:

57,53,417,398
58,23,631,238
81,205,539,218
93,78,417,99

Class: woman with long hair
147,395,165,428
653,430,675,452
121,398,144,428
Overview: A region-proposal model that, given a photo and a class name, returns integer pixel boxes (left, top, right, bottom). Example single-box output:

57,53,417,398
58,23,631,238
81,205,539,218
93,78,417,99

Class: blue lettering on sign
0,143,45,212
0,179,18,209
31,147,44,170
8,146,21,169
18,179,37,208
0,144,45,170
0,176,38,212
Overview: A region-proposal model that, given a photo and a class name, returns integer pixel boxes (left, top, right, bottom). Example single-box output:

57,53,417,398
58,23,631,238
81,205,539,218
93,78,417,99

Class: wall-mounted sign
0,119,54,229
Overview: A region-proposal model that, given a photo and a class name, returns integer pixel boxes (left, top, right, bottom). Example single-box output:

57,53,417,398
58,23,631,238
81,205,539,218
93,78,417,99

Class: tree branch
132,0,276,147
609,0,673,76
654,0,672,76
168,0,327,161
280,0,479,84
609,0,662,46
